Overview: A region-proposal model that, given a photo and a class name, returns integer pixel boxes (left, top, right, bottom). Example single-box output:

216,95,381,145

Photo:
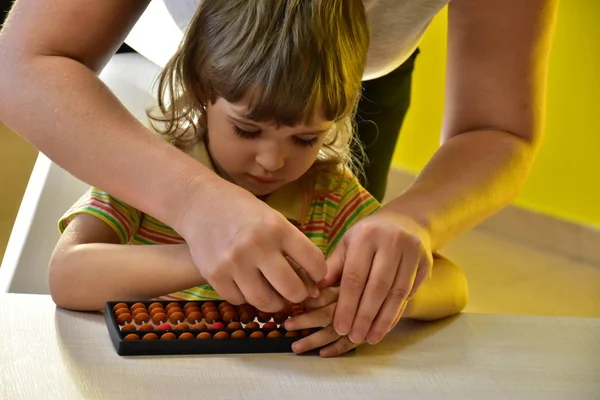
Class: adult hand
318,211,433,344
180,179,325,312
284,287,360,357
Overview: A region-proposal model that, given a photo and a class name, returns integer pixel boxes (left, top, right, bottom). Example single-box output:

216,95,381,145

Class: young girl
49,0,468,357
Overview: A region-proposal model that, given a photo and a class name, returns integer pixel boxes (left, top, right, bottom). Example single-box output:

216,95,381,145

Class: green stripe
327,199,379,254
144,216,172,231
132,236,154,245
181,289,219,298
304,232,327,241
307,209,336,220
323,199,338,209
339,183,359,203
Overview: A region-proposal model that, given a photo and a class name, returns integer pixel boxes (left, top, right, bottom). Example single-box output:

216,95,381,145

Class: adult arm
0,0,326,311
322,0,559,344
0,0,191,221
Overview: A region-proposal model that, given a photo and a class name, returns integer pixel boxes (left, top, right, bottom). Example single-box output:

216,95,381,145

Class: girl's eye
234,126,260,139
293,137,318,147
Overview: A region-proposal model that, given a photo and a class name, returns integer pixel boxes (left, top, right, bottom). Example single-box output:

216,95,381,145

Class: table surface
1,294,598,400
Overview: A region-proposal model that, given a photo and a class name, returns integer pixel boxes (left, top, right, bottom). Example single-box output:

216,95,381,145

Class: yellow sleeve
58,187,142,244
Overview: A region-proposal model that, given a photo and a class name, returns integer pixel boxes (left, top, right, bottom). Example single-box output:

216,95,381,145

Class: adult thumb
318,240,347,289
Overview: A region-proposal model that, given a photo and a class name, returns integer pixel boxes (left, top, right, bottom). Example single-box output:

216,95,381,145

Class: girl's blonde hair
148,0,370,176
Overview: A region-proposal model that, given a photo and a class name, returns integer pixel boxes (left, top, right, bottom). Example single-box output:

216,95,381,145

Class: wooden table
1,293,598,399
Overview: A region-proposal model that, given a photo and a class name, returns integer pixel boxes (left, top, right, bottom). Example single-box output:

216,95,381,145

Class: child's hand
284,287,361,357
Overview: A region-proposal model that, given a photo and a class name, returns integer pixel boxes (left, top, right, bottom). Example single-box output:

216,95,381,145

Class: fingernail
367,333,382,345
311,288,320,298
348,331,363,344
335,322,350,336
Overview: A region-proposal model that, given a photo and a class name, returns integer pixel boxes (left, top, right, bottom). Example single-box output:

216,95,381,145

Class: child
49,0,467,357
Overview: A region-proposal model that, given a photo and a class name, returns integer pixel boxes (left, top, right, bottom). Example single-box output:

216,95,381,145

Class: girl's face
205,97,334,196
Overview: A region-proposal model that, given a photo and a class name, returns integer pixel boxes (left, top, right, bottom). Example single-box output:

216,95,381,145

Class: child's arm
49,214,207,311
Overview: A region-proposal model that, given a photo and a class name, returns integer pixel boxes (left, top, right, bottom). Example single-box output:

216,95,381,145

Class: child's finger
291,325,340,354
319,336,360,358
284,303,336,331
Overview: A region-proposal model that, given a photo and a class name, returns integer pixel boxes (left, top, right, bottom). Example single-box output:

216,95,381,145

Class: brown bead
267,331,282,339
148,302,164,312
132,308,149,317
178,332,194,340
134,313,150,325
301,329,314,337
231,330,247,339
218,302,233,311
139,323,154,331
124,334,140,341
184,307,201,316
152,312,168,325
169,312,185,324
202,306,218,316
193,322,208,330
222,310,238,323
291,305,304,313
149,307,163,317
117,313,132,325
160,332,176,340
142,333,158,341
130,303,146,312
112,303,128,312
200,302,216,311
238,304,255,313
175,323,189,331
291,305,305,316
284,331,300,338
220,307,235,317
273,312,288,325
250,331,265,339
186,311,203,324
227,322,242,330
121,324,136,332
167,307,183,317
239,312,254,324
183,302,199,311
197,332,212,340
204,311,220,323
257,311,272,323
115,308,131,318
214,331,229,340
165,302,181,312
244,321,260,330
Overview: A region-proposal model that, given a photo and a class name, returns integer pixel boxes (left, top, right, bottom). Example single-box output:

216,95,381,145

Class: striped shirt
58,140,381,300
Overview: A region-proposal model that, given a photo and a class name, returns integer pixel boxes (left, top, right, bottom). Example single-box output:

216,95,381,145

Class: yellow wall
392,2,600,229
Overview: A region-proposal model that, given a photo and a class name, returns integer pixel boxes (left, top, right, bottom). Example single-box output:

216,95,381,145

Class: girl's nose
255,144,285,172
